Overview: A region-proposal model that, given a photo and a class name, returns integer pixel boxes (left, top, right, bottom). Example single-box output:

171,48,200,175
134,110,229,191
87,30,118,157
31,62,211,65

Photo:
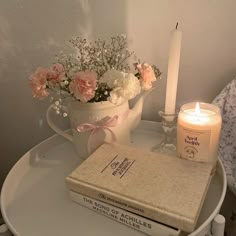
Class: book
66,143,212,232
69,190,181,236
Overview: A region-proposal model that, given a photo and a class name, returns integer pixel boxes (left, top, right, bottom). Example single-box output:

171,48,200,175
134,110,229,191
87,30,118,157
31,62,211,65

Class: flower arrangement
29,35,161,115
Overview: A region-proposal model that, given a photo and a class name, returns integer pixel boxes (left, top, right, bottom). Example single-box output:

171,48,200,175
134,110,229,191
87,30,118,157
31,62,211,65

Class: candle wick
176,22,179,30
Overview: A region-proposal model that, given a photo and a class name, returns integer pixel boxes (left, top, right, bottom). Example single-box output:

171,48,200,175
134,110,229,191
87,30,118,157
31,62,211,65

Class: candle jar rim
180,102,220,116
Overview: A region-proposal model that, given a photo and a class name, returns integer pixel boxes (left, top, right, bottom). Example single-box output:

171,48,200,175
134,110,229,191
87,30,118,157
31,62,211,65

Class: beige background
0,0,235,188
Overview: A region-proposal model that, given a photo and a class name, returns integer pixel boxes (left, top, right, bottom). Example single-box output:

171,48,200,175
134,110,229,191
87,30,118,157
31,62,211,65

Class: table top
0,121,227,236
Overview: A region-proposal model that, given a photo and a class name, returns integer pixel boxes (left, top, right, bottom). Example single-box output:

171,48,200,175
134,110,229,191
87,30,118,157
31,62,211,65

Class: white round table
0,121,227,236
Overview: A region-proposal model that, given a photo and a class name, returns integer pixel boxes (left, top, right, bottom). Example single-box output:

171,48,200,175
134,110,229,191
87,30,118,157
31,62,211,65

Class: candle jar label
177,125,211,162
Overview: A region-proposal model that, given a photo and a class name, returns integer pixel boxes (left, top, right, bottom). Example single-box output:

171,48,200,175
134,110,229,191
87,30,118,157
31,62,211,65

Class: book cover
66,143,212,232
69,191,180,236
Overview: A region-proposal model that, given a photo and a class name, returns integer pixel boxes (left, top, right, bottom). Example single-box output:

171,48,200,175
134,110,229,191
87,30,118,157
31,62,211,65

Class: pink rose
137,63,156,90
29,67,49,98
47,63,65,84
69,71,97,102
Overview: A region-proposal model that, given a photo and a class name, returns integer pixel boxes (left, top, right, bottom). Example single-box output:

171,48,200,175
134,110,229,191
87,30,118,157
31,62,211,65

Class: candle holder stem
152,111,177,155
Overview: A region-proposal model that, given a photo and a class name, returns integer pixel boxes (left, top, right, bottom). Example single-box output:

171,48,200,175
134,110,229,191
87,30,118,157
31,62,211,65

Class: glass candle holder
152,111,177,155
177,102,222,169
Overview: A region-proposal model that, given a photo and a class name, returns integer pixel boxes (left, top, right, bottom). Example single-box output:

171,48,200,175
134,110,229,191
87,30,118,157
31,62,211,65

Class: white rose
100,69,126,88
101,69,141,104
110,73,141,104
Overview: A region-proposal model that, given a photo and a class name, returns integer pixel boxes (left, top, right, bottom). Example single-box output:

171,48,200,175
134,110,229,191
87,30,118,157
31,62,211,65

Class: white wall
0,0,235,188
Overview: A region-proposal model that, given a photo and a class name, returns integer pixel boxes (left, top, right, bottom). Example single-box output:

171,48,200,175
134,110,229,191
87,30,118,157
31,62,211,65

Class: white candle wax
177,102,222,168
164,26,182,115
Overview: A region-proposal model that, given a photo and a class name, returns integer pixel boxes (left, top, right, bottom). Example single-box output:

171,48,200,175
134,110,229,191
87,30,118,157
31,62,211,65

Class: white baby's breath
67,67,79,79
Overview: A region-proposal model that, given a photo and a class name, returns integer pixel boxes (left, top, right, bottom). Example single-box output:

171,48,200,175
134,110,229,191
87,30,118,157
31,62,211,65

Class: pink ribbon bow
77,110,129,155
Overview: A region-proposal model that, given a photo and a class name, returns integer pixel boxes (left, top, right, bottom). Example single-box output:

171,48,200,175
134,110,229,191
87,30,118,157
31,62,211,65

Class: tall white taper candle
164,23,182,115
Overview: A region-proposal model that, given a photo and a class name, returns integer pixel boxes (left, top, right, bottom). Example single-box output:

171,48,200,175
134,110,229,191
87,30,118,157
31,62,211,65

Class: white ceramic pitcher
46,91,150,159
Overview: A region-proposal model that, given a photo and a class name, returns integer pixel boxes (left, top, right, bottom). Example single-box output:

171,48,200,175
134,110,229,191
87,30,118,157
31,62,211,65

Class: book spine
67,178,170,227
69,191,180,236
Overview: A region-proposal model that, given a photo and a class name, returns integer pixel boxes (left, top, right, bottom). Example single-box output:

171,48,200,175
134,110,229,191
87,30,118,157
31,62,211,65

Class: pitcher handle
46,104,73,142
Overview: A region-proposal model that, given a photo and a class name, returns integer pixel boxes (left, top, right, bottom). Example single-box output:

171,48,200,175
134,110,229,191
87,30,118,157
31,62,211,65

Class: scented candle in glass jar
177,102,222,168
